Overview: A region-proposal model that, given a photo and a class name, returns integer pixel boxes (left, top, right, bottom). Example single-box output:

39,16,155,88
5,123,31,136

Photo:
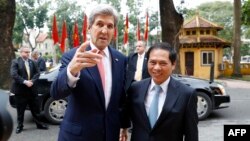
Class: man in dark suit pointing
51,4,129,141
126,42,198,141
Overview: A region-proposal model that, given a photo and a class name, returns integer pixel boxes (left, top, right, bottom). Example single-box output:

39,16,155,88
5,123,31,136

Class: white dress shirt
67,41,112,109
145,77,171,118
134,52,145,81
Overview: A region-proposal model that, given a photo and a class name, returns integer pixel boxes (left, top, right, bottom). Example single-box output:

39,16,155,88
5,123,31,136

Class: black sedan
9,64,230,124
173,74,230,120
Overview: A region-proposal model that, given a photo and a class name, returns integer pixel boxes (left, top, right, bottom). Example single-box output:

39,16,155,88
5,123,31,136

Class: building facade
179,15,230,79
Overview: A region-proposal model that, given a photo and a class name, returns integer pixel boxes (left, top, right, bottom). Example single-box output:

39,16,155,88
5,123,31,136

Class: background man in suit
10,46,48,134
50,4,129,141
31,51,46,72
125,40,150,90
126,42,198,141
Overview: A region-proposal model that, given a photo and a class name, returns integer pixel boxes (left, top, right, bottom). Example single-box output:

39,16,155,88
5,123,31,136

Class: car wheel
197,92,212,120
44,97,67,124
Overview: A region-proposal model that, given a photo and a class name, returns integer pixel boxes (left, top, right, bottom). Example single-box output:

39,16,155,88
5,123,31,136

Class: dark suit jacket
127,77,198,141
10,57,40,95
37,57,46,71
125,52,150,90
50,46,129,141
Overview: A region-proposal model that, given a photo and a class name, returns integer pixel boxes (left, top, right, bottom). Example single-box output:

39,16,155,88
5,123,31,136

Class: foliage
242,0,250,26
12,5,25,44
241,44,250,56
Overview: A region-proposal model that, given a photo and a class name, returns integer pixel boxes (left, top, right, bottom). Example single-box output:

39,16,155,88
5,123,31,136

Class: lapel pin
115,58,119,61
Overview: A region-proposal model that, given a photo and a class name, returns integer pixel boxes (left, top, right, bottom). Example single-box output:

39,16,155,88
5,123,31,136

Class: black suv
9,64,230,124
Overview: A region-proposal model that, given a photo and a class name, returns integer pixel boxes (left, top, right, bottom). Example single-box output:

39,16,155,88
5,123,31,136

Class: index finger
78,41,90,52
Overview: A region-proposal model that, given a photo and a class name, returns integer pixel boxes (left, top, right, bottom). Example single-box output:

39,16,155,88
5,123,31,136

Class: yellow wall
223,62,250,76
179,47,224,79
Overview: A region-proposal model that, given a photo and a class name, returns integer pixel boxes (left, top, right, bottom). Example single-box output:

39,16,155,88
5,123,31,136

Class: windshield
48,64,61,73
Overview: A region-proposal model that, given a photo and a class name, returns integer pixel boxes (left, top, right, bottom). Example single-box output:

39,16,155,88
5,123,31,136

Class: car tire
196,92,212,120
44,97,67,125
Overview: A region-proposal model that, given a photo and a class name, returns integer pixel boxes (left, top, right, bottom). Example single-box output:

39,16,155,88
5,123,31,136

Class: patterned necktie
24,60,30,80
148,85,162,128
97,51,105,93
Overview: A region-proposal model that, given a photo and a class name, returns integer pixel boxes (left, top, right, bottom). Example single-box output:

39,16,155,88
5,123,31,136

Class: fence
222,61,250,76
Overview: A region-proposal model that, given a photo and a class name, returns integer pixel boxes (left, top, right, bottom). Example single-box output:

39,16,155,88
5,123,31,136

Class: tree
232,0,242,77
242,0,250,26
159,0,184,73
13,0,49,50
0,0,16,89
242,0,250,39
148,11,160,46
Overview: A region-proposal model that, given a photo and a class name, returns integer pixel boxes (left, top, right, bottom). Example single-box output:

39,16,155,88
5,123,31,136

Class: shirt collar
138,52,145,58
90,41,110,58
149,77,171,94
22,57,29,62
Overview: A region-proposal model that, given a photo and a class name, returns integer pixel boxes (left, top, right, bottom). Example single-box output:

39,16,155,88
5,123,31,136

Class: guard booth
179,15,231,79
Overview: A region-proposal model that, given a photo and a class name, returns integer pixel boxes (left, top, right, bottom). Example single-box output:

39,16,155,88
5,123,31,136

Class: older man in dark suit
31,51,46,72
50,4,129,141
126,42,198,141
10,46,48,134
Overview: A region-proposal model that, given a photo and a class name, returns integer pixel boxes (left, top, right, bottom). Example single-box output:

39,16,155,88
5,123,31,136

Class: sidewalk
217,78,250,89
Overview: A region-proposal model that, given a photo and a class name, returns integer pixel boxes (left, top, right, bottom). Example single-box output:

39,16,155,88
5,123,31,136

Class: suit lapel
139,79,152,130
19,57,29,79
85,46,105,108
142,56,147,73
131,54,138,71
107,47,120,109
153,78,181,129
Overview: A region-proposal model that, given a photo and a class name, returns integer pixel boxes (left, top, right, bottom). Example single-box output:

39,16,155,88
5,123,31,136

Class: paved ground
4,79,250,141
199,79,250,141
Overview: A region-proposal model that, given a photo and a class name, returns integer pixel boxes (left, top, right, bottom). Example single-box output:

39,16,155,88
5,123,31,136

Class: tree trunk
0,0,16,89
159,0,183,74
232,0,242,77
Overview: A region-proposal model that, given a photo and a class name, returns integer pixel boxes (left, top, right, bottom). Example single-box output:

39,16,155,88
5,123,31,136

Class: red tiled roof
184,15,223,30
36,33,48,42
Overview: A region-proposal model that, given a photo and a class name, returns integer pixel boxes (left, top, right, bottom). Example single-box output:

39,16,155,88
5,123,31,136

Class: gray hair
137,40,146,48
88,4,119,28
19,46,30,52
32,50,40,56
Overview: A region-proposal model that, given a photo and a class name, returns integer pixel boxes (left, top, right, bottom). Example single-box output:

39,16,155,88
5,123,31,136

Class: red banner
123,14,129,45
60,20,67,53
73,22,80,47
144,11,149,42
52,15,59,44
82,13,88,42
